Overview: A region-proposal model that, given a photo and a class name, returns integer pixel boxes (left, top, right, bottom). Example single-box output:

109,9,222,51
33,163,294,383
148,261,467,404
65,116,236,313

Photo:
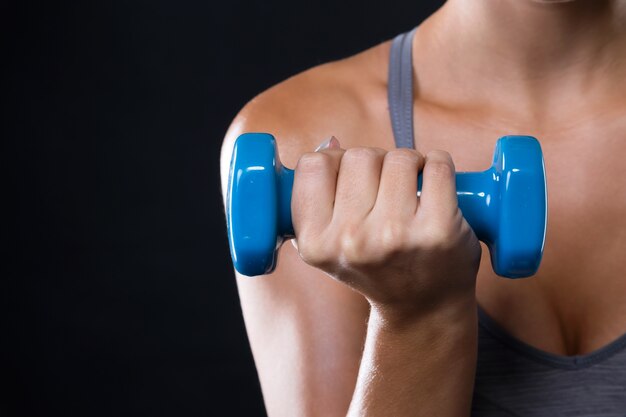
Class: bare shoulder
220,39,393,192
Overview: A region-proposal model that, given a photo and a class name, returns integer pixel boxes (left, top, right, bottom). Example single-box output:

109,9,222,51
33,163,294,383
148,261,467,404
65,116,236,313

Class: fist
291,137,481,319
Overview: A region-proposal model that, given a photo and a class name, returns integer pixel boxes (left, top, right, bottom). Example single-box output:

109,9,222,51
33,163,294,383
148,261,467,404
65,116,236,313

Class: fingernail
315,137,333,152
315,136,340,152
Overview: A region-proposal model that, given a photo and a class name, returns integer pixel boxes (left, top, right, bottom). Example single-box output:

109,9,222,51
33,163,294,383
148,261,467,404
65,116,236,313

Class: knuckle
419,222,457,251
378,220,407,252
340,220,409,265
297,234,333,267
425,156,455,180
338,225,368,264
343,147,383,162
298,248,324,267
385,148,421,165
296,152,333,174
426,149,452,161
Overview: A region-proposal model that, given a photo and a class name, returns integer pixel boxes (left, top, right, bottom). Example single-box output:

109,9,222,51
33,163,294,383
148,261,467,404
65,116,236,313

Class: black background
4,1,443,415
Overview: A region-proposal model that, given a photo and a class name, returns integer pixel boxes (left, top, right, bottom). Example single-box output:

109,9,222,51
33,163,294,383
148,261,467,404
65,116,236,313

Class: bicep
236,243,370,417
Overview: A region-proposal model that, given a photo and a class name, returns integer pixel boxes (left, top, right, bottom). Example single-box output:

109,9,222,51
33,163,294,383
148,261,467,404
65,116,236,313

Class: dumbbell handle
274,166,498,243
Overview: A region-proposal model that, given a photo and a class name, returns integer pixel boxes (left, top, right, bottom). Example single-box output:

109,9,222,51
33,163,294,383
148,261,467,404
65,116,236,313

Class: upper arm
219,66,372,417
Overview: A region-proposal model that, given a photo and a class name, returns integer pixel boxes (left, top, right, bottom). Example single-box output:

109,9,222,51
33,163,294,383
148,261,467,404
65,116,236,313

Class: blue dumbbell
227,133,547,278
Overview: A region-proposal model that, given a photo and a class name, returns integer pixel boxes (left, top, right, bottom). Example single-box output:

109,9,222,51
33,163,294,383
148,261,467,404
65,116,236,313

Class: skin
220,0,626,415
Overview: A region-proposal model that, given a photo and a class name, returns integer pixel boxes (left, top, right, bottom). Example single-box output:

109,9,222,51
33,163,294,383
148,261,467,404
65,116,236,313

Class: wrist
369,295,478,335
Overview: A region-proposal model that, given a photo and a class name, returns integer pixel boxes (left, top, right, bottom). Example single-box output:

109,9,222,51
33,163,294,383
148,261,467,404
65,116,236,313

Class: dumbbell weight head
227,133,294,276
227,133,547,278
487,136,547,278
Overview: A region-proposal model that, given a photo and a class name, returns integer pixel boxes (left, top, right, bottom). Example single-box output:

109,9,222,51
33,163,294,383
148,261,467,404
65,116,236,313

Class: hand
291,136,481,324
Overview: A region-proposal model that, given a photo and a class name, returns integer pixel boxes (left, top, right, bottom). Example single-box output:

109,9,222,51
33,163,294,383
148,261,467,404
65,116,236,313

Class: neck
418,0,626,125
449,0,624,74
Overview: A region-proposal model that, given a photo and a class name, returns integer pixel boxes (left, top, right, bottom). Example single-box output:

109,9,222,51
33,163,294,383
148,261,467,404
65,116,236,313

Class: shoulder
220,39,393,191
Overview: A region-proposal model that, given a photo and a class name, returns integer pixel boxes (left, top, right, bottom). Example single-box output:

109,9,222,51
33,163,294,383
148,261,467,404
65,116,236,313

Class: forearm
347,302,478,417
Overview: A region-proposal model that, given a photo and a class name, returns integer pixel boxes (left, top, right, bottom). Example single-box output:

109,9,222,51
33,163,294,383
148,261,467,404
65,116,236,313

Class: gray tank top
388,28,626,416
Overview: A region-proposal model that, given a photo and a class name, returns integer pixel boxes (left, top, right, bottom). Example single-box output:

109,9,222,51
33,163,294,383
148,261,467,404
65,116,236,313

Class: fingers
294,141,459,245
418,150,459,224
333,147,387,221
292,142,345,236
374,148,424,218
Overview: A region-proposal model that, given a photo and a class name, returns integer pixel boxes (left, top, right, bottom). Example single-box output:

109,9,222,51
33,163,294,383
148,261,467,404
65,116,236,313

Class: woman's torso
303,23,626,358
384,24,626,357
388,27,626,415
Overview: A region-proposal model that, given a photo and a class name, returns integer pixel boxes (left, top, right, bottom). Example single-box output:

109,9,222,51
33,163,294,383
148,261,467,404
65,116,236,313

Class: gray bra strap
388,27,418,149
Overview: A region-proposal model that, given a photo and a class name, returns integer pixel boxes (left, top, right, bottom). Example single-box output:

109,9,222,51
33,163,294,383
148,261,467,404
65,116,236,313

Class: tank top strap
388,26,418,150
